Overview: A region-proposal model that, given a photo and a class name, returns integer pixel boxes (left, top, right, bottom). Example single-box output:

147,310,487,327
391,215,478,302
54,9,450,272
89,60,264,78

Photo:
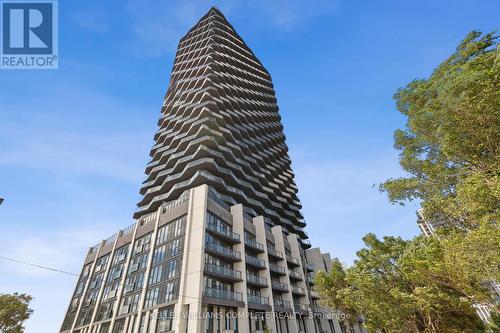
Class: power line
0,255,79,277
0,256,206,302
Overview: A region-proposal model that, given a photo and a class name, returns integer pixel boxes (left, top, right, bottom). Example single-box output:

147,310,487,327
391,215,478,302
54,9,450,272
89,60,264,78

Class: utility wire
0,255,79,277
0,256,212,302
0,255,204,300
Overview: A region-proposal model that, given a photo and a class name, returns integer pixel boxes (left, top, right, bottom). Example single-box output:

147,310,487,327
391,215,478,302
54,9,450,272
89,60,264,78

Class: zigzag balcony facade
134,8,308,243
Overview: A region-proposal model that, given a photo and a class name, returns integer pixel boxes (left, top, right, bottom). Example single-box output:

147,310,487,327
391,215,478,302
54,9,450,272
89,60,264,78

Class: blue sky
0,0,498,331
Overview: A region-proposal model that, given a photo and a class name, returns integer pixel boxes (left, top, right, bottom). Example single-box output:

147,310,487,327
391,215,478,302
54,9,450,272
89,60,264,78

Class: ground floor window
276,317,290,333
204,305,238,333
157,307,174,332
248,311,266,332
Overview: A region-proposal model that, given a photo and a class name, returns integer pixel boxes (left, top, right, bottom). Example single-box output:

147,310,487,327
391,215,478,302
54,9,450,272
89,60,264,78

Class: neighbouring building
305,249,367,333
415,209,499,324
60,7,365,333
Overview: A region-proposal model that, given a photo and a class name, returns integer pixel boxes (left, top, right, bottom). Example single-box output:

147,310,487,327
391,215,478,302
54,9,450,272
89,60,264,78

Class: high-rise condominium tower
60,7,366,333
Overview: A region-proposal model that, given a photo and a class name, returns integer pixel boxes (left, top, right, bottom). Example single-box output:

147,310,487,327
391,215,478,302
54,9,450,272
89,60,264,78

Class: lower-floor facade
60,184,368,333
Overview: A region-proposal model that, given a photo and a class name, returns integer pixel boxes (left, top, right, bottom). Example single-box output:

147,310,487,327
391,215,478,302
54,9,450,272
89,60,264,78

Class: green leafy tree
0,293,33,333
380,31,500,229
315,233,491,332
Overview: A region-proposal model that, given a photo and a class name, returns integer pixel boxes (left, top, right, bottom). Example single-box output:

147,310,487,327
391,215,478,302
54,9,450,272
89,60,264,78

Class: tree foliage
315,227,499,332
380,31,500,229
0,293,33,333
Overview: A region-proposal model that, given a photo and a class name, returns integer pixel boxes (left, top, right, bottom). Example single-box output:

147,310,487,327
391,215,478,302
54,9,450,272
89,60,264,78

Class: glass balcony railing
271,280,288,291
310,290,320,299
206,224,240,243
205,264,242,280
204,288,243,302
207,189,230,211
294,303,309,312
288,270,303,280
291,286,306,295
246,274,267,286
269,263,286,275
267,247,283,259
244,238,265,252
245,255,266,269
247,294,269,305
274,299,291,309
301,239,312,248
205,242,241,261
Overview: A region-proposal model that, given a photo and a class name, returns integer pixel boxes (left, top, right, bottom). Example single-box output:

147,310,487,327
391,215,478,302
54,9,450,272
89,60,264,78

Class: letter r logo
2,2,53,54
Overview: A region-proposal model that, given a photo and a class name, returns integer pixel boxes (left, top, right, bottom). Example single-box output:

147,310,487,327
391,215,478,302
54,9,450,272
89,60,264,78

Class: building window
95,254,109,273
157,307,174,332
69,297,80,312
107,264,123,282
138,313,147,333
153,245,166,264
113,245,128,264
157,216,186,245
129,252,149,273
82,264,91,278
168,238,181,256
207,212,231,231
97,301,114,321
113,320,125,333
98,323,110,333
165,259,178,279
149,265,163,285
75,279,86,295
144,280,179,308
89,273,103,289
120,293,141,314
124,271,145,293
165,281,177,302
102,282,119,301
134,234,152,255
83,289,98,307
145,287,160,308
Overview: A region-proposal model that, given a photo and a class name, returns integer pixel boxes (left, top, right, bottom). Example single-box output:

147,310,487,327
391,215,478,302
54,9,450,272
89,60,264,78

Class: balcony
204,287,242,302
204,264,242,282
206,224,240,244
247,294,269,306
291,286,306,296
246,274,268,287
288,270,303,281
274,299,291,309
244,238,265,253
269,263,286,275
207,189,230,211
245,255,266,269
271,280,288,292
286,255,300,267
300,239,312,249
205,242,241,262
267,247,283,260
310,290,320,299
312,305,331,314
294,303,310,313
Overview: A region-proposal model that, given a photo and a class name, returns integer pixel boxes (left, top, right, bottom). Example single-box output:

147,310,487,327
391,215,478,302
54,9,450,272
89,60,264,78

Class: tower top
136,6,308,244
